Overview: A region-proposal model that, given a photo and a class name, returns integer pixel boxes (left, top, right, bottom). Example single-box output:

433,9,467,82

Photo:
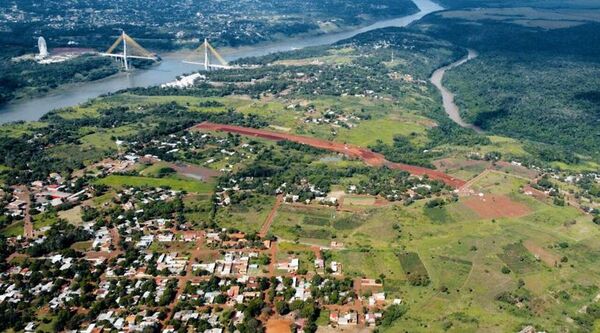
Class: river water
429,49,482,132
0,0,442,123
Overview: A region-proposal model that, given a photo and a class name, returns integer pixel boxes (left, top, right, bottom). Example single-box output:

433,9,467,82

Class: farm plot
398,252,430,286
498,242,541,274
95,175,214,193
462,194,531,219
430,256,473,290
272,205,371,245
214,194,275,233
342,195,377,207
332,249,406,280
523,240,560,267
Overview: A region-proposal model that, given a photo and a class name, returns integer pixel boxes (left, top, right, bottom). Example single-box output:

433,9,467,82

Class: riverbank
430,49,482,132
0,0,443,124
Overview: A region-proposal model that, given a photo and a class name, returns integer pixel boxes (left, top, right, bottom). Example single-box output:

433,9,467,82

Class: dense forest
0,55,118,104
413,13,600,158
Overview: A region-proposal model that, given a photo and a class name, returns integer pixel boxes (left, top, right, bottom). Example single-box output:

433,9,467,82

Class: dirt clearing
462,194,531,219
524,240,560,267
266,318,292,333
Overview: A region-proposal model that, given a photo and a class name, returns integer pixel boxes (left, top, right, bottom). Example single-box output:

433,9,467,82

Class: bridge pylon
183,38,231,70
100,31,159,70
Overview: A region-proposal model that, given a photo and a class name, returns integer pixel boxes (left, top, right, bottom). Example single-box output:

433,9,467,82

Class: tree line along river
0,0,476,128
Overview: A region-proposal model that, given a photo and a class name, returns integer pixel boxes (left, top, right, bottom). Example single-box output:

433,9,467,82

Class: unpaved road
192,122,466,188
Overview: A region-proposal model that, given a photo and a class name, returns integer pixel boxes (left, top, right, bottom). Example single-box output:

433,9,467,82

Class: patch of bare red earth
192,122,466,188
266,317,293,333
14,186,34,238
462,194,531,219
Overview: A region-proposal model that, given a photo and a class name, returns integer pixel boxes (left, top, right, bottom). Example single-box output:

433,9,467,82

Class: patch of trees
425,198,446,208
427,122,490,147
140,197,184,220
371,136,437,168
574,303,600,332
577,174,600,199
27,220,91,257
339,28,465,79
354,167,447,200
198,100,225,108
0,55,118,104
378,304,408,328
127,78,291,100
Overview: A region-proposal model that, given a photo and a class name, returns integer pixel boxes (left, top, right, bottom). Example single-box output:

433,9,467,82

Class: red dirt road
14,186,34,239
192,122,466,188
259,195,283,237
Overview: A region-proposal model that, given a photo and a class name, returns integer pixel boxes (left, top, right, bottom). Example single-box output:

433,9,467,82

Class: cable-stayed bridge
100,32,245,72
99,31,159,70
183,38,234,70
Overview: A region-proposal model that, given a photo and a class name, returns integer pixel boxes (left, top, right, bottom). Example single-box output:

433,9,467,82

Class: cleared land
462,194,531,219
193,122,466,187
95,175,214,193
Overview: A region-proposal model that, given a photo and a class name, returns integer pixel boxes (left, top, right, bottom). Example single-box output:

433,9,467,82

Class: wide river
0,0,442,123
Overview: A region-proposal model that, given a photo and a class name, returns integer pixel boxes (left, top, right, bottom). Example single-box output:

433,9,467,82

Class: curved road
430,49,482,133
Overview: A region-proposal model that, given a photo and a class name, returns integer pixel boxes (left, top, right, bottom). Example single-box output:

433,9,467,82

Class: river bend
430,49,482,132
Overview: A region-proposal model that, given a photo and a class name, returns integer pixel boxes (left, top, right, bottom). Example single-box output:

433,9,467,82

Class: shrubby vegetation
222,140,447,203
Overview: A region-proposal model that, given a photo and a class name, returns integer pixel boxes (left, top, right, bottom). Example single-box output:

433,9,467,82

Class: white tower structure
38,37,49,58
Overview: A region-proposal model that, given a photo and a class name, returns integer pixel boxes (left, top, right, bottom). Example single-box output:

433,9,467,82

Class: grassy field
58,206,84,225
335,115,430,147
32,213,60,230
79,125,138,151
333,249,406,280
94,175,214,193
371,165,600,332
183,194,214,226
71,240,93,252
277,241,318,274
0,121,48,138
342,195,376,206
1,221,23,237
214,194,275,233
